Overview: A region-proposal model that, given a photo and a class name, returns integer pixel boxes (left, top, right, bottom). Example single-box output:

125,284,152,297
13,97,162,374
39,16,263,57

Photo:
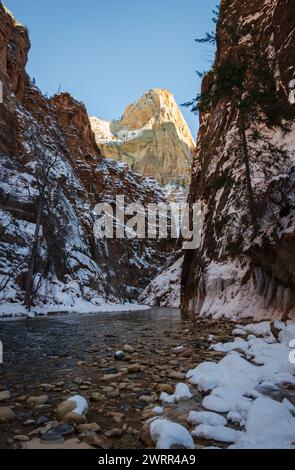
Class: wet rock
168,372,186,380
52,423,74,436
18,396,28,402
0,407,16,423
133,401,146,410
128,364,142,373
13,435,30,442
107,391,120,399
0,390,11,402
56,400,76,420
140,422,154,447
158,384,174,394
77,423,101,433
139,395,155,404
90,392,104,402
84,433,110,449
23,419,35,426
179,349,193,358
35,416,49,426
114,351,125,361
79,385,89,391
123,344,134,354
41,432,64,445
34,404,52,410
29,423,53,437
63,412,87,425
27,395,49,407
123,355,133,362
105,428,122,438
102,373,122,381
119,404,130,412
108,412,124,425
39,384,55,392
104,367,119,375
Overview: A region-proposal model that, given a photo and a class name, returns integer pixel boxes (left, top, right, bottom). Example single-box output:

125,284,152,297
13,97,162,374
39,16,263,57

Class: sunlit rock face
90,89,195,185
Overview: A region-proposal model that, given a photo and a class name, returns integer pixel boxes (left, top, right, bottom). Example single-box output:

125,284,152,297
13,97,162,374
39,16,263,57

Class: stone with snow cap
56,395,88,423
149,418,195,449
160,383,192,403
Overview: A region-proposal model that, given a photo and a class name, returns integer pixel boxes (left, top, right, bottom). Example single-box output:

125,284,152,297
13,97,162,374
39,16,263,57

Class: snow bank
140,257,183,307
231,397,295,449
153,321,295,449
0,299,150,318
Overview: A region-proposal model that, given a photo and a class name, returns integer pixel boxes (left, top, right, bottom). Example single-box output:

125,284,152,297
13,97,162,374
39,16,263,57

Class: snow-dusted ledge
0,300,150,318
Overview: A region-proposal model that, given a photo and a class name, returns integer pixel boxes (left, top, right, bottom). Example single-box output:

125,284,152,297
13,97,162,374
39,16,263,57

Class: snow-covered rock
149,419,195,449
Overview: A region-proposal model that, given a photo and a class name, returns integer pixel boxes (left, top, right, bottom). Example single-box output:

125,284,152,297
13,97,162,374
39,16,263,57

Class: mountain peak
90,89,195,185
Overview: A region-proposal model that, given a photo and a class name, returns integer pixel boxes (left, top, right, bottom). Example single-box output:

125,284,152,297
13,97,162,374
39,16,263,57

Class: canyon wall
0,4,169,311
143,0,295,321
90,89,194,185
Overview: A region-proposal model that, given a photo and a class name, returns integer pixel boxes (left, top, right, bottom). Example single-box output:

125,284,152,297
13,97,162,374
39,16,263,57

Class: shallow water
0,307,235,449
0,307,181,384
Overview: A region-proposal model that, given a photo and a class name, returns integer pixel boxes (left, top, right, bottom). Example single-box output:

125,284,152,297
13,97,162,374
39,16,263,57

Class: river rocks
108,412,124,425
39,384,55,392
56,395,88,423
79,385,89,391
101,386,114,393
35,416,49,426
23,419,35,426
140,422,154,447
41,432,64,445
0,390,11,402
114,351,125,361
84,433,111,449
158,384,174,394
90,392,104,402
168,372,186,381
123,344,134,354
13,435,30,442
27,395,49,407
0,407,16,423
104,373,123,381
56,400,76,420
77,423,101,433
105,428,122,438
63,412,87,425
17,396,28,402
29,423,53,437
139,395,155,404
51,423,74,437
128,364,142,373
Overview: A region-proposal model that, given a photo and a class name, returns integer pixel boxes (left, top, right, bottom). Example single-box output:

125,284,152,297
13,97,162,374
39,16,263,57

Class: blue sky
4,0,217,138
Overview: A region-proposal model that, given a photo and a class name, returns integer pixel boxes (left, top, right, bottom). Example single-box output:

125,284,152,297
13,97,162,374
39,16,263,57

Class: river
0,307,235,449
